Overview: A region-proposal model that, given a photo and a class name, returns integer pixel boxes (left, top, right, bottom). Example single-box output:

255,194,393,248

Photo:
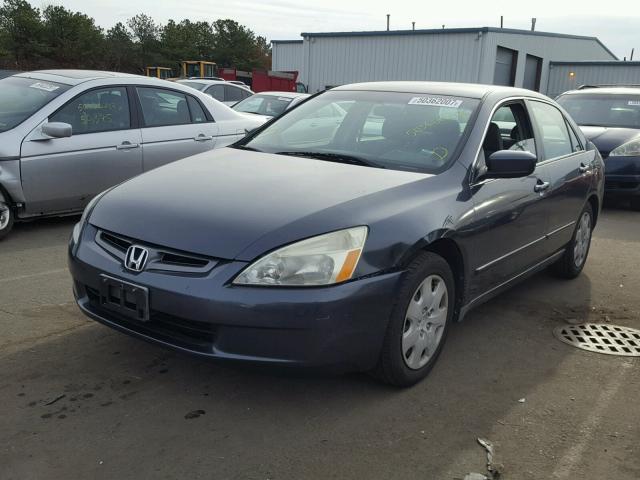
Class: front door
466,101,550,300
135,87,219,171
20,86,142,215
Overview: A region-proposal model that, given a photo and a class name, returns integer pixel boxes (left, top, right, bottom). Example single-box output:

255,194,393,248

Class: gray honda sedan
69,82,604,386
0,70,266,239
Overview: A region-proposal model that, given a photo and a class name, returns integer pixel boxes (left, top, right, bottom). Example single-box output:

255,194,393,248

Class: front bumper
604,156,640,197
68,225,403,372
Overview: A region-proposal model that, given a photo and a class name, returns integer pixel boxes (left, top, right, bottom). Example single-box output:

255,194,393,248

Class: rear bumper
68,227,403,372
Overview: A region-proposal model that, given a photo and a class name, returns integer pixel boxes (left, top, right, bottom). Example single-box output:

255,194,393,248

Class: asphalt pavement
1,207,638,480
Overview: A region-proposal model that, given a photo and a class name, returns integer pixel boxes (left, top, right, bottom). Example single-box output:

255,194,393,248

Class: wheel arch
587,194,600,227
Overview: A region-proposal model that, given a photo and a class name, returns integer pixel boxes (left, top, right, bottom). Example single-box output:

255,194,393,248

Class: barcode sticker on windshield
30,82,60,92
628,100,640,106
409,97,463,108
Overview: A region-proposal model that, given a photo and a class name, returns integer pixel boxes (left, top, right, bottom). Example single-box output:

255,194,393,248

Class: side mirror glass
485,150,536,179
42,122,72,139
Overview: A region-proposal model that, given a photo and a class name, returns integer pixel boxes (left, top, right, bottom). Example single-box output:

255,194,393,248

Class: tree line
0,0,272,74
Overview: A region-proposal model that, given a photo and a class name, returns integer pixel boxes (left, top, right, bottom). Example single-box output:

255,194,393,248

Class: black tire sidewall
0,203,14,241
380,252,455,387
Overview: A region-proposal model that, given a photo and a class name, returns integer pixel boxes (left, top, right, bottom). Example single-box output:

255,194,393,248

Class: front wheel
552,203,593,279
374,252,455,387
0,201,14,241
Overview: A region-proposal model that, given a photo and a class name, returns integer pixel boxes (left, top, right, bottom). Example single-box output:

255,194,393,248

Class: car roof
252,91,309,99
333,81,549,100
177,79,251,89
14,69,141,86
561,86,640,96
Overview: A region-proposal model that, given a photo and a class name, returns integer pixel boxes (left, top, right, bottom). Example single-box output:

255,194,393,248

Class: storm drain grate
554,323,640,356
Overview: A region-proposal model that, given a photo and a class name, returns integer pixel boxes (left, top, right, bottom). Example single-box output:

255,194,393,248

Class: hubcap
573,212,591,268
402,275,448,370
0,203,9,230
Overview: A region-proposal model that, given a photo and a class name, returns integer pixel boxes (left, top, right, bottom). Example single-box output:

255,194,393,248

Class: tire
374,252,455,387
0,200,14,241
552,203,593,279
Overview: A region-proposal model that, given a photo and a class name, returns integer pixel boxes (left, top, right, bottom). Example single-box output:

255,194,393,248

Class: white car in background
0,70,267,238
233,91,310,118
176,79,254,106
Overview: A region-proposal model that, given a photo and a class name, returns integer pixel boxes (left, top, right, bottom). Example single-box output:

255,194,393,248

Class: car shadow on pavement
1,267,600,479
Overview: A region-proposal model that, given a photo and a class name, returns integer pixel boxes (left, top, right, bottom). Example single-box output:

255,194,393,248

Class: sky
35,0,640,59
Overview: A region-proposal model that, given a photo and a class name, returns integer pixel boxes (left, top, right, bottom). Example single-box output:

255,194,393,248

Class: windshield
557,93,640,129
0,77,70,133
178,81,206,91
233,94,293,117
241,90,480,174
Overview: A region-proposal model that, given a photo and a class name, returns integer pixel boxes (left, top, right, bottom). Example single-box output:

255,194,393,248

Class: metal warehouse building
272,27,620,94
546,61,640,97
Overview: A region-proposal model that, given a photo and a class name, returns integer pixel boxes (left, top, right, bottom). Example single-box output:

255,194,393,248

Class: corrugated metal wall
480,32,616,93
547,63,640,97
271,42,304,74
303,32,482,92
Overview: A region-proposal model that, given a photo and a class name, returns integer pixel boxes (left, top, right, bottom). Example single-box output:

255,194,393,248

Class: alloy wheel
0,203,10,231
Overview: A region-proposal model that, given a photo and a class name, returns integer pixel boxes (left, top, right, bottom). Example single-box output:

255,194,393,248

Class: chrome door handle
194,135,214,142
579,163,589,173
534,181,550,193
116,141,140,150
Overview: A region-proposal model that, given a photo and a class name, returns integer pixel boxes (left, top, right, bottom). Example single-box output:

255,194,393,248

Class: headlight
71,190,108,246
610,138,640,157
233,226,368,286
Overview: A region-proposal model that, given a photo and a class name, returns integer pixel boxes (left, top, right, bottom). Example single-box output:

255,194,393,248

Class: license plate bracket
99,274,150,322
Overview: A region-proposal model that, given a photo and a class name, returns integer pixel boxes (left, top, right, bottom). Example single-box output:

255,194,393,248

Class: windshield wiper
232,144,263,152
275,151,385,169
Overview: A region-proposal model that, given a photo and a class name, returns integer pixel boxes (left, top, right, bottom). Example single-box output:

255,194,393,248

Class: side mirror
42,122,72,139
485,150,536,179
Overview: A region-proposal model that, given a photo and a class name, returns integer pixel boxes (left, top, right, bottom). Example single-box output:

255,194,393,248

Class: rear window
0,76,70,132
233,95,293,116
557,93,640,129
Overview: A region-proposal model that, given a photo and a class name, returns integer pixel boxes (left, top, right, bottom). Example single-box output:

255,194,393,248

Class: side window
187,96,208,123
224,85,244,103
137,88,191,127
482,102,536,161
565,121,583,152
529,101,573,160
206,84,224,102
51,87,130,134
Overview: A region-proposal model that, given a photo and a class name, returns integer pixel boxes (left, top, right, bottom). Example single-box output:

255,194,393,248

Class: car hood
89,148,430,260
580,126,640,157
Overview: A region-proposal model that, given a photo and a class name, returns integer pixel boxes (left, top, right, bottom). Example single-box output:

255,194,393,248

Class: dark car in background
69,82,603,387
557,85,640,209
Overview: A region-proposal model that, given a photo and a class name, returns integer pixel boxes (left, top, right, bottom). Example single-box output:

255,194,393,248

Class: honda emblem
124,245,149,272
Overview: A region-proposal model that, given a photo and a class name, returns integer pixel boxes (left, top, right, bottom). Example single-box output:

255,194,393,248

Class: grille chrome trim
95,230,217,274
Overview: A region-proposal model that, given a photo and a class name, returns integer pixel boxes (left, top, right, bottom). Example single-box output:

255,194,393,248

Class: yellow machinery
181,61,218,79
145,67,173,80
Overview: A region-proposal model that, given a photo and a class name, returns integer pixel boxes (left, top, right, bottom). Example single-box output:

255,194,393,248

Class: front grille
85,285,216,352
95,229,217,275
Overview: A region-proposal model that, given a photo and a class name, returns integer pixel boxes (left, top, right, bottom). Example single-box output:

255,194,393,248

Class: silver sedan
0,70,267,239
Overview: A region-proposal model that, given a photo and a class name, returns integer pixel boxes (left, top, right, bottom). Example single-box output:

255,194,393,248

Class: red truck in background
219,68,307,93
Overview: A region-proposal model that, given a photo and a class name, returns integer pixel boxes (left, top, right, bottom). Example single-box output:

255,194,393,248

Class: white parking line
0,268,68,284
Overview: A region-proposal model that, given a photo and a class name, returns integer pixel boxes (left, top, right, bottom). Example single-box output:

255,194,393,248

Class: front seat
483,122,503,158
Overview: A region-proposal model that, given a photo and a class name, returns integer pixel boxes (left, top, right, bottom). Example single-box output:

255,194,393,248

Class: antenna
631,48,635,61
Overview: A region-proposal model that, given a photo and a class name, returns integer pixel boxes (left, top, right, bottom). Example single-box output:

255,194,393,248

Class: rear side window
137,88,191,127
51,87,130,134
187,96,208,123
206,85,225,102
528,101,573,160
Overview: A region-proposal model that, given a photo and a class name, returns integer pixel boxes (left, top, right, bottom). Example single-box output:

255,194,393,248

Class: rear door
20,86,142,214
527,100,592,253
467,100,551,299
135,87,219,171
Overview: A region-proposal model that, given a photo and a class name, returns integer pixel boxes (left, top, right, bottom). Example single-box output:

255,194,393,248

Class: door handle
534,181,550,193
194,135,214,142
116,141,140,150
579,163,589,173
